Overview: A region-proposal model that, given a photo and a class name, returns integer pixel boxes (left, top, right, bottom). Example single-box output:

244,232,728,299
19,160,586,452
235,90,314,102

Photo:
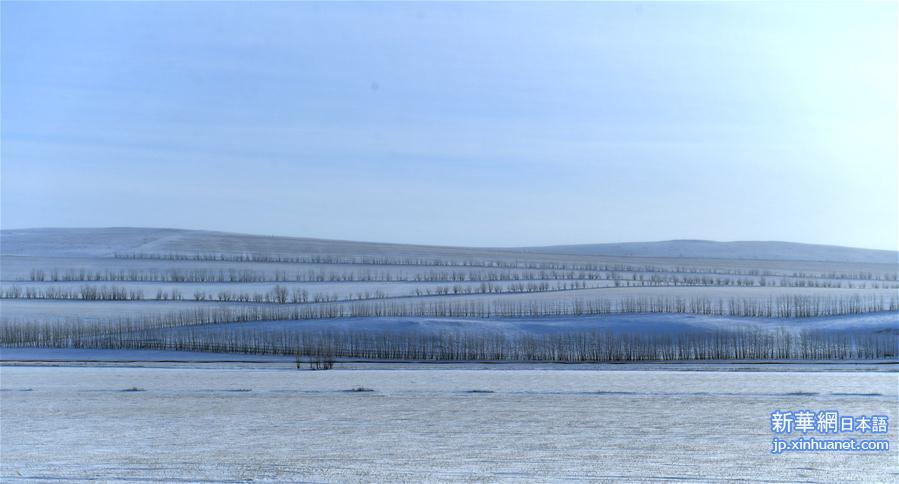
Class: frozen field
151,312,899,339
1,229,897,481
2,228,897,362
1,364,896,482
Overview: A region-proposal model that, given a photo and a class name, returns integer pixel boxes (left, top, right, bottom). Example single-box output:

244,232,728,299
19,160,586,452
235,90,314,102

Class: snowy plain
1,228,898,481
1,365,897,482
1,228,896,359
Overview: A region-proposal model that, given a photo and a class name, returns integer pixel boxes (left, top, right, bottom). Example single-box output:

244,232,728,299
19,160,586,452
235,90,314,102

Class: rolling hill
2,227,895,264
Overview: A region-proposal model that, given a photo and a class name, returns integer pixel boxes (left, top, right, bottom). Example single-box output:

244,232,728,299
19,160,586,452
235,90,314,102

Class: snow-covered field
1,229,896,481
149,312,899,339
2,228,897,361
1,364,896,482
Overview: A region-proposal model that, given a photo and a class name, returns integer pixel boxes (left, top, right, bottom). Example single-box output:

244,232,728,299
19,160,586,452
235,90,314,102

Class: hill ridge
1,227,896,264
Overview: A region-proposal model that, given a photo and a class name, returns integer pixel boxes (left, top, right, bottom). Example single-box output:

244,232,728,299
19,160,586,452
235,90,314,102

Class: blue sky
2,2,896,249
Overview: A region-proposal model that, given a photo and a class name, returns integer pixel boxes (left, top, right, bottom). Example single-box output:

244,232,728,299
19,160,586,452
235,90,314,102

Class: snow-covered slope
520,240,897,264
0,227,519,259
2,228,896,264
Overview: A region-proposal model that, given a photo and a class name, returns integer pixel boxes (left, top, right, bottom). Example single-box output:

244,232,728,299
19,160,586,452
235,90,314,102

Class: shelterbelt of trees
2,228,897,361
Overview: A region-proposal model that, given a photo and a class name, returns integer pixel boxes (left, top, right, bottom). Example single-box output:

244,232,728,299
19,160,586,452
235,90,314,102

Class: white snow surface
523,239,899,264
3,227,897,264
152,312,899,339
1,365,896,482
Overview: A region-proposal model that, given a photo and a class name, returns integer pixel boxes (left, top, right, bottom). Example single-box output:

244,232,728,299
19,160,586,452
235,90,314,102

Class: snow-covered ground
149,312,899,338
2,228,896,361
523,239,899,264
3,348,896,373
4,228,897,264
1,365,896,482
1,229,896,481
3,286,895,322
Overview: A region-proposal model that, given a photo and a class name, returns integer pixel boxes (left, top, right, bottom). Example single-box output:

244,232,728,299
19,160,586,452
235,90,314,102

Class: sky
1,2,896,250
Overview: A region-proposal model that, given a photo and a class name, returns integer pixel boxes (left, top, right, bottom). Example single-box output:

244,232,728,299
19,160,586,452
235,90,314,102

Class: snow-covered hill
520,240,897,264
2,227,895,264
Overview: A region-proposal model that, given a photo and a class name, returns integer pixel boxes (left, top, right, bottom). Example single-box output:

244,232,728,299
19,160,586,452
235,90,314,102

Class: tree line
20,267,895,289
5,284,895,315
2,293,895,350
2,324,894,362
112,252,898,281
1,285,145,301
1,281,599,304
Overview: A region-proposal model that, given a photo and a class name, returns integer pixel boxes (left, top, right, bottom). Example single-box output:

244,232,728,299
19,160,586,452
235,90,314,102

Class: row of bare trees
112,252,898,281
2,281,596,304
20,267,897,289
1,285,145,301
2,294,895,350
5,284,896,318
2,324,894,361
